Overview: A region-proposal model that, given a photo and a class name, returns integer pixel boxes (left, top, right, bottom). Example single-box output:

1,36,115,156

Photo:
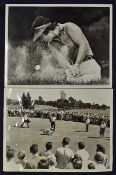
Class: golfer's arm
75,42,88,65
67,23,88,65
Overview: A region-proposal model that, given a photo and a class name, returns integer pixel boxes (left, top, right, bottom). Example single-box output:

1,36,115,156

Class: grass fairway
5,117,110,165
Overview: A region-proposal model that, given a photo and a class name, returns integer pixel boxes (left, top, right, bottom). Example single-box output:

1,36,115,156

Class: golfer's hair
46,142,52,150
31,16,50,31
43,22,57,35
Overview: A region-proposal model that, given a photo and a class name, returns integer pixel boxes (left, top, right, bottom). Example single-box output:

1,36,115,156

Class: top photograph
5,4,112,87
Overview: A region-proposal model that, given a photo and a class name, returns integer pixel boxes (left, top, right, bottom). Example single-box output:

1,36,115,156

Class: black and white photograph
3,88,113,172
5,4,112,87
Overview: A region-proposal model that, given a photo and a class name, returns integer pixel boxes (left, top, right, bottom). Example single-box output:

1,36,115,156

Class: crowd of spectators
7,108,110,127
6,138,109,171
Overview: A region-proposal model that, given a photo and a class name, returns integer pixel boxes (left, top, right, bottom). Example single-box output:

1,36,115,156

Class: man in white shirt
50,113,56,131
75,142,90,168
55,137,74,169
85,115,90,132
25,144,44,169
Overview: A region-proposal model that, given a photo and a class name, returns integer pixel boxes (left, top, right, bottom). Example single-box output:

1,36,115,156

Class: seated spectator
72,157,83,169
96,144,108,167
25,144,43,169
16,151,26,169
65,161,73,169
88,162,96,169
38,159,49,169
75,142,90,164
66,154,83,169
94,152,107,170
6,146,20,171
55,137,74,169
39,142,57,166
48,158,58,170
45,142,53,156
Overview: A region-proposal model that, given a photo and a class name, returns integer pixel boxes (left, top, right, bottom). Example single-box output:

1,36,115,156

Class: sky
5,88,113,106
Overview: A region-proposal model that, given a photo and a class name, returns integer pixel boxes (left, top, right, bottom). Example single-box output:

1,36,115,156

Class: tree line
7,91,109,111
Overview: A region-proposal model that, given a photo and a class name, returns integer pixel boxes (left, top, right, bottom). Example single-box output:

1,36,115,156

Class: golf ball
35,65,40,71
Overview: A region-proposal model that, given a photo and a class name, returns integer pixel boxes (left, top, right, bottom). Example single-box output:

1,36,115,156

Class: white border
5,4,112,88
3,88,113,172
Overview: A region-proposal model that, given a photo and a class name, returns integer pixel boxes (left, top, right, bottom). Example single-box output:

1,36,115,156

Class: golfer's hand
70,64,80,76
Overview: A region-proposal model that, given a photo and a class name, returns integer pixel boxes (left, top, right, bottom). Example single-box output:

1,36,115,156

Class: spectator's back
55,137,74,169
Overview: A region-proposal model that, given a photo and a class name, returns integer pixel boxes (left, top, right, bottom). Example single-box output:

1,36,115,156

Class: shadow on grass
12,125,29,128
104,138,110,141
39,129,45,131
104,137,110,141
75,131,86,132
88,136,110,140
88,136,100,139
40,133,53,136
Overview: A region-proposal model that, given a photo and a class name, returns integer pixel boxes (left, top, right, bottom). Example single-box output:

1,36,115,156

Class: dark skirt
100,127,105,135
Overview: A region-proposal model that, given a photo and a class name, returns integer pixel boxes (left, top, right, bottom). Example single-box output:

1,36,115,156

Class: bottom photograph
3,88,113,172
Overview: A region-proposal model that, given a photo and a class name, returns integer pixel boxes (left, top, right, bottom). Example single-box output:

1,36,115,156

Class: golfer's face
43,26,60,42
43,32,55,42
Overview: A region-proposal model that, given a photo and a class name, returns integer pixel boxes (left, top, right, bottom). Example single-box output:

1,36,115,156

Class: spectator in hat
32,16,101,83
55,137,74,169
25,144,43,169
